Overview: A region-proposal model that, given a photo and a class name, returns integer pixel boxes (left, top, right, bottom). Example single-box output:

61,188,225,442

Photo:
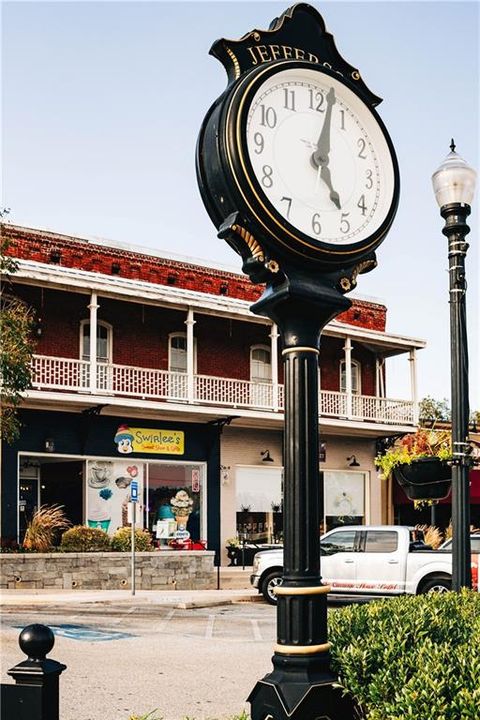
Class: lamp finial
450,138,456,153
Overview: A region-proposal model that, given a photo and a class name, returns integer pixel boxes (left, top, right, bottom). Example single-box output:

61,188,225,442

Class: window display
146,463,204,545
87,460,144,534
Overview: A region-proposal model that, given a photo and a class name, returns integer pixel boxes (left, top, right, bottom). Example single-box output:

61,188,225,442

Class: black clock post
196,5,399,719
246,272,359,720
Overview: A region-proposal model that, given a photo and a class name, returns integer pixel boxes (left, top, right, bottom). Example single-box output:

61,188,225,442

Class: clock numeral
280,196,292,219
312,213,322,235
253,132,264,154
340,213,350,234
365,169,373,189
339,109,345,130
357,138,367,159
308,89,325,113
260,105,277,128
261,165,274,188
283,88,296,112
357,195,367,216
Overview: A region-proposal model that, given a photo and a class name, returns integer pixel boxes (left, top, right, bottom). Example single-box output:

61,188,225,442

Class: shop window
235,466,282,545
339,359,361,394
147,463,205,545
324,470,365,532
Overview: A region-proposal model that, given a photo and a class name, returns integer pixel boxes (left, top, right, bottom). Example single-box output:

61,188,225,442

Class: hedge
329,590,480,719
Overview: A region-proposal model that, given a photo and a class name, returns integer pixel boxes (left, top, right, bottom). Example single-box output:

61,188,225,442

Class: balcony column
88,291,99,394
185,308,196,402
343,337,353,418
409,348,419,424
270,322,279,411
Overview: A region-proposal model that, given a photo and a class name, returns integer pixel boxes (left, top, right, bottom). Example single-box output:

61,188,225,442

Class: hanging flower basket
393,457,452,501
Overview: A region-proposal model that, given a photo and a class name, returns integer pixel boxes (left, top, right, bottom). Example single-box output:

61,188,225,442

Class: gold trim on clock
282,347,319,356
232,223,265,261
274,585,331,596
274,642,331,655
224,44,241,80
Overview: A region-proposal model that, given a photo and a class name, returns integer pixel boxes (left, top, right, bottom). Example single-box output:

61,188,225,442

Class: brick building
2,224,426,559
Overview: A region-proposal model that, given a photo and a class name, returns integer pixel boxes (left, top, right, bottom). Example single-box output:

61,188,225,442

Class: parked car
439,534,480,554
250,525,480,604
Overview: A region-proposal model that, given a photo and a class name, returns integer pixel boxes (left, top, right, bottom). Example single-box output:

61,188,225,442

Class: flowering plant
170,489,193,518
225,536,240,548
375,428,452,480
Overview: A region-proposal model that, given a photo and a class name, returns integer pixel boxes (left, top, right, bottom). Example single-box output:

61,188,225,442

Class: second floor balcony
30,354,416,426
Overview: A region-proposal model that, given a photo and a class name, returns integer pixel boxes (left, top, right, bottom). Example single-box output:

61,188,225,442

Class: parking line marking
205,614,215,639
110,607,136,626
157,608,176,633
251,619,262,641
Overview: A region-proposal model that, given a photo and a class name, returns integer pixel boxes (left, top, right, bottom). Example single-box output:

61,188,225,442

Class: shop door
19,478,39,541
41,461,84,527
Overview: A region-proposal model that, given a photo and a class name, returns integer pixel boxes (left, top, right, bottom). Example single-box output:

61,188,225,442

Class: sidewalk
1,566,256,610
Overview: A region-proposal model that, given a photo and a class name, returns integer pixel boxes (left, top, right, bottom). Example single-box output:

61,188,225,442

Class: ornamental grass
22,504,71,552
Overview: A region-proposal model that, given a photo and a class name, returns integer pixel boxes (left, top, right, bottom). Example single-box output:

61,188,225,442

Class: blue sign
131,480,138,502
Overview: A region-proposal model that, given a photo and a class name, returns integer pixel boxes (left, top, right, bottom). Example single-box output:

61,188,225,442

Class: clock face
237,64,396,250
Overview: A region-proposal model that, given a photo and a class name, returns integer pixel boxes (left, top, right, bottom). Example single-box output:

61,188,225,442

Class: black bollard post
1,624,66,720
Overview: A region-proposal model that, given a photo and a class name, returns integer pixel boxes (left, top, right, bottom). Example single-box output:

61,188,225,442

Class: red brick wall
3,224,387,331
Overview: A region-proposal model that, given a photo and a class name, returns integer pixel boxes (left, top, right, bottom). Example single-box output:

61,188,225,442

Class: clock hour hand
311,87,336,169
320,164,341,210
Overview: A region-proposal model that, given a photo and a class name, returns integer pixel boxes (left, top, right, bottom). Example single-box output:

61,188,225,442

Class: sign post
130,480,138,597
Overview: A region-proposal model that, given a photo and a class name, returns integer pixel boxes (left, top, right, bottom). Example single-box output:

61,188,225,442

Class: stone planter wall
0,550,216,590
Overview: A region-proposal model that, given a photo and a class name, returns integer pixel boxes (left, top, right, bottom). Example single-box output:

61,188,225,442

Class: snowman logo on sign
114,425,134,454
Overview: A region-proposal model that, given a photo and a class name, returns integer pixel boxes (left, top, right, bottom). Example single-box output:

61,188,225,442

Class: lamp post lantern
432,140,477,590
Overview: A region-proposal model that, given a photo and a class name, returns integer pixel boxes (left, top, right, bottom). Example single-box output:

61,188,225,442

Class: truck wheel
262,571,282,605
419,576,451,594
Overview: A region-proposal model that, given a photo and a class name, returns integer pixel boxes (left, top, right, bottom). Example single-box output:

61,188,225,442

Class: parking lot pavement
1,604,277,720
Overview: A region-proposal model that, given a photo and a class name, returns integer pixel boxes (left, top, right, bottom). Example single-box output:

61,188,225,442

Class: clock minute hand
311,87,336,168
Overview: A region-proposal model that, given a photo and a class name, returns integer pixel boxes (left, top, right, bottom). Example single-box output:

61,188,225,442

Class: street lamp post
432,140,477,590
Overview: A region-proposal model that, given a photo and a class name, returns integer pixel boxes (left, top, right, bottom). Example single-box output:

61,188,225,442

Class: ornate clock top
210,2,382,107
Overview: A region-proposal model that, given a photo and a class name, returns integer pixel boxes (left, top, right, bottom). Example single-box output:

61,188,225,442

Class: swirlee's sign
114,424,184,455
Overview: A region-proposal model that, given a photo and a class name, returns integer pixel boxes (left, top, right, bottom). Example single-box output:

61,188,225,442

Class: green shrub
60,525,111,552
111,527,153,552
329,590,480,719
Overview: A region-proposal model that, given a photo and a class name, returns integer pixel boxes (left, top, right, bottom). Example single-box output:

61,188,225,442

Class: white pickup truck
250,525,480,604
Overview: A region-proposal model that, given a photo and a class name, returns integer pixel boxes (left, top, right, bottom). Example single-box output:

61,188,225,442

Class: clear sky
2,0,479,407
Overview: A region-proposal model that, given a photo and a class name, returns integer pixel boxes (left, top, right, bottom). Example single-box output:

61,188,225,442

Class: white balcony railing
30,355,415,425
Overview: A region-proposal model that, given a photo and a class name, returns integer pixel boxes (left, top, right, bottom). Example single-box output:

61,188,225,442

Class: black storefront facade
1,409,221,553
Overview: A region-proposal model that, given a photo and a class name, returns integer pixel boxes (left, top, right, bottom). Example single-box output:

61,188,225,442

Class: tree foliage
418,395,451,424
1,220,36,442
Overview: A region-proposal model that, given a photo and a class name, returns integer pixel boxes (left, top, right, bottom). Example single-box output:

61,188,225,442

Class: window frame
250,344,272,384
168,332,197,374
80,319,113,364
339,358,362,395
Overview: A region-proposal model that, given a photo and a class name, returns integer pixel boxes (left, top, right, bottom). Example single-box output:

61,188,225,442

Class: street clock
196,3,399,289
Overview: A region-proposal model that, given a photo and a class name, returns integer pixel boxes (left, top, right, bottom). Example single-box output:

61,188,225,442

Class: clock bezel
222,60,400,262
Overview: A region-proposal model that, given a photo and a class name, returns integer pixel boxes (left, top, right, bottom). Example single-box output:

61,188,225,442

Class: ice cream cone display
170,490,193,526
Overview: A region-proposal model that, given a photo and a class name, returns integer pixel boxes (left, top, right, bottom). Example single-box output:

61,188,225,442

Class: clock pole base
248,652,358,720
